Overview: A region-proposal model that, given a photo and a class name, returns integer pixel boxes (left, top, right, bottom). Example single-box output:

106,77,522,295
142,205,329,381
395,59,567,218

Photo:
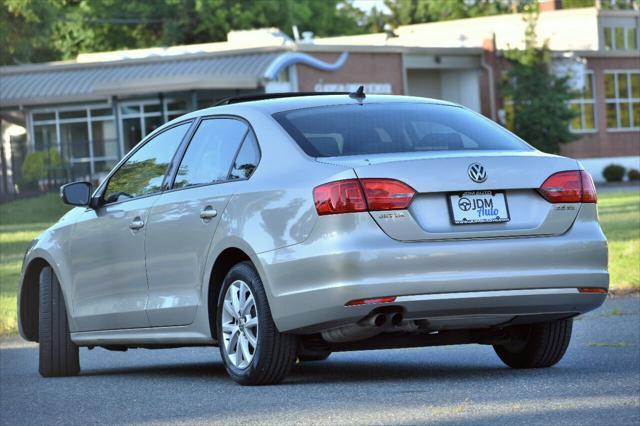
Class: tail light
313,178,415,216
313,180,367,215
538,170,597,204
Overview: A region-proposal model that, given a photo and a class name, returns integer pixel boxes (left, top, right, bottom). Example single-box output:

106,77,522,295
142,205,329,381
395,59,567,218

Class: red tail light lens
581,170,597,203
538,170,597,204
361,179,416,211
313,179,367,215
313,178,416,215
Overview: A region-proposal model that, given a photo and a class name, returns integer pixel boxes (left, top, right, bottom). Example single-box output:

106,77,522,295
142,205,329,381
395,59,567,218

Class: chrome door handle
200,207,218,220
129,218,145,230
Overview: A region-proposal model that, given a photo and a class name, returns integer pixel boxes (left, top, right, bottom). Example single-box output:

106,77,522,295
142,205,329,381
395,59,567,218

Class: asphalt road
1,296,639,426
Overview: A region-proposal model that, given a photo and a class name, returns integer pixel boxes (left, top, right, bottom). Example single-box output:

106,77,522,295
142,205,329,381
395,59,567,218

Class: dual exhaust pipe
360,311,403,328
321,311,404,343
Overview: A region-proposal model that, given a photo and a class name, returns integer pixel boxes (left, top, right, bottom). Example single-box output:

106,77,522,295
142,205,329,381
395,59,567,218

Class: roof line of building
0,45,290,75
295,44,484,55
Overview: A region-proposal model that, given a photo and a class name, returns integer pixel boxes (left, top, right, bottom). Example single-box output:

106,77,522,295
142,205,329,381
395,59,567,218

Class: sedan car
18,92,608,385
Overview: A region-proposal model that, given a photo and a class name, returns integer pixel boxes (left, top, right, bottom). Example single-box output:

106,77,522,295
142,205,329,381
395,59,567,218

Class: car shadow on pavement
74,355,580,385
2,343,584,385
77,360,227,379
287,359,581,385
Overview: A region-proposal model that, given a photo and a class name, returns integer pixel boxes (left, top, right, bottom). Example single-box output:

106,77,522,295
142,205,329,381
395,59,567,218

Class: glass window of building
165,97,189,121
604,71,640,130
31,105,118,180
628,28,638,50
568,72,597,132
120,101,165,153
603,26,639,50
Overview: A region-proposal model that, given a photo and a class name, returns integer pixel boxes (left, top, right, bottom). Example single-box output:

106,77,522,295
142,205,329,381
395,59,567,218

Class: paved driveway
1,296,639,425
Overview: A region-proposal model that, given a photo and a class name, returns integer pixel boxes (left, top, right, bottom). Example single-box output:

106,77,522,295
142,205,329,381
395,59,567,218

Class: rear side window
173,118,248,189
229,131,260,180
274,103,530,157
104,122,190,203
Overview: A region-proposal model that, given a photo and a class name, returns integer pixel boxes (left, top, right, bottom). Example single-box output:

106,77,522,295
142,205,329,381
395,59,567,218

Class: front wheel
38,266,80,377
216,261,297,385
494,318,573,369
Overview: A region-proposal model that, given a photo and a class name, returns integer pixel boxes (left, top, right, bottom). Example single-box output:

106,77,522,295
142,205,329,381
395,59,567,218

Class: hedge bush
602,164,626,182
628,169,640,181
20,149,63,184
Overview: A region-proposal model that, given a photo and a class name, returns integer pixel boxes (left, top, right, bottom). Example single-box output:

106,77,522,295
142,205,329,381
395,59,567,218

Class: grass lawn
0,193,71,334
597,190,640,292
1,190,638,335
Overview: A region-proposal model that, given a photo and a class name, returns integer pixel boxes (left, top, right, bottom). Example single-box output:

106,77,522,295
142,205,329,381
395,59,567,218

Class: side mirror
60,182,92,207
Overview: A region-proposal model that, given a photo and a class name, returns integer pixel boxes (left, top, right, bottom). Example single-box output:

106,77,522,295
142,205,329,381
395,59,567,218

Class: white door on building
407,69,481,113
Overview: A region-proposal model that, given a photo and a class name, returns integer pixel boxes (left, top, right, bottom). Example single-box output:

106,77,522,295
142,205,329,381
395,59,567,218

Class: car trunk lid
318,150,583,241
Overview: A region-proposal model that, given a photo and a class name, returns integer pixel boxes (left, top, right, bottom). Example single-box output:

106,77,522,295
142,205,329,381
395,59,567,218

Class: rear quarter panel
200,108,354,304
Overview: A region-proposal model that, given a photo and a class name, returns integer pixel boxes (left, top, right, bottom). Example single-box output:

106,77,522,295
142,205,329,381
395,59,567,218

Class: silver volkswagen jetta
18,92,608,385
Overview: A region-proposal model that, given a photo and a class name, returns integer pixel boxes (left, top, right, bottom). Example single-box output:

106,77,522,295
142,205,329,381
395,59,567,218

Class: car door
69,121,192,332
145,118,261,327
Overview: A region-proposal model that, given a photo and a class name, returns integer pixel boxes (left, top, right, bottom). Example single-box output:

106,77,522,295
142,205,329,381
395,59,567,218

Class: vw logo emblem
468,163,487,183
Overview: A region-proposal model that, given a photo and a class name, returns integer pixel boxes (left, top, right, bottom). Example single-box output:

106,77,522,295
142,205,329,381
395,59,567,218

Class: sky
352,0,390,13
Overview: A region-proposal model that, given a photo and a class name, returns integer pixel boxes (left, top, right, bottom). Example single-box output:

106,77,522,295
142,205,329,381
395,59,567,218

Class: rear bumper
257,204,608,333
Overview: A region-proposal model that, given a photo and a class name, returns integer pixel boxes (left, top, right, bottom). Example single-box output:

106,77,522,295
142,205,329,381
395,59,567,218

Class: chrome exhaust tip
390,312,403,326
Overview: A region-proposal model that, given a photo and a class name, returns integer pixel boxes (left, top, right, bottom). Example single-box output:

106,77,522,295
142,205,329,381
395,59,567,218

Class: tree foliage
0,0,62,65
1,0,367,64
21,148,63,184
0,0,521,65
384,0,512,27
500,6,577,154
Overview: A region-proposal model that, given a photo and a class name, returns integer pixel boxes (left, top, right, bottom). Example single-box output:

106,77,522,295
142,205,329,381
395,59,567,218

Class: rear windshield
273,103,530,157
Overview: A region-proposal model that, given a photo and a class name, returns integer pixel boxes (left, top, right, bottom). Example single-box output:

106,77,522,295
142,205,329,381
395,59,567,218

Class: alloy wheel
221,280,259,369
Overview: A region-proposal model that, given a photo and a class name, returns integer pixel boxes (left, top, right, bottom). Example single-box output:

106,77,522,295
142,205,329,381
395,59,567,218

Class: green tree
384,0,511,27
501,6,577,154
1,0,366,64
0,0,63,65
21,148,63,185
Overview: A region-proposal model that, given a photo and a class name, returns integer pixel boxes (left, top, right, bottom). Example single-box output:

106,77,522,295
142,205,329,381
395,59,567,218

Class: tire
38,266,80,377
494,319,573,369
298,352,331,362
216,261,297,385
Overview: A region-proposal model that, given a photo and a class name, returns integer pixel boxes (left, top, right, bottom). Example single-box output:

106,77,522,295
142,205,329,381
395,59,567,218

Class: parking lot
1,296,638,425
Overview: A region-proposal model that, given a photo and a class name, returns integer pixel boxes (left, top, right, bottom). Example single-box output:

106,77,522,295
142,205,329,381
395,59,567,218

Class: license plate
449,191,510,225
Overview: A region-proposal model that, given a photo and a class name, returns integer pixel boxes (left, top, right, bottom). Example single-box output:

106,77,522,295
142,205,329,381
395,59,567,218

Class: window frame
30,103,119,176
603,25,638,51
604,70,640,132
94,119,196,207
568,71,598,134
165,114,262,193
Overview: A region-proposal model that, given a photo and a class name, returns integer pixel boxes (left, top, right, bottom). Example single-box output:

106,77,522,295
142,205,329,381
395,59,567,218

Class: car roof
181,94,461,120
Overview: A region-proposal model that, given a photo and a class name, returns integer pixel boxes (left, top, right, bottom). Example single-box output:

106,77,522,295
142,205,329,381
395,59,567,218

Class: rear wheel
494,319,573,369
38,266,80,377
217,261,297,385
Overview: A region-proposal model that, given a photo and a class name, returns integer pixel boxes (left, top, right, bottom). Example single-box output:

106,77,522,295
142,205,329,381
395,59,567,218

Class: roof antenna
349,85,366,101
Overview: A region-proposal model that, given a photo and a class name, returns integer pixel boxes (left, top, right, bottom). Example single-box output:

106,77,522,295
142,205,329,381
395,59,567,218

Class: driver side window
104,122,191,204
